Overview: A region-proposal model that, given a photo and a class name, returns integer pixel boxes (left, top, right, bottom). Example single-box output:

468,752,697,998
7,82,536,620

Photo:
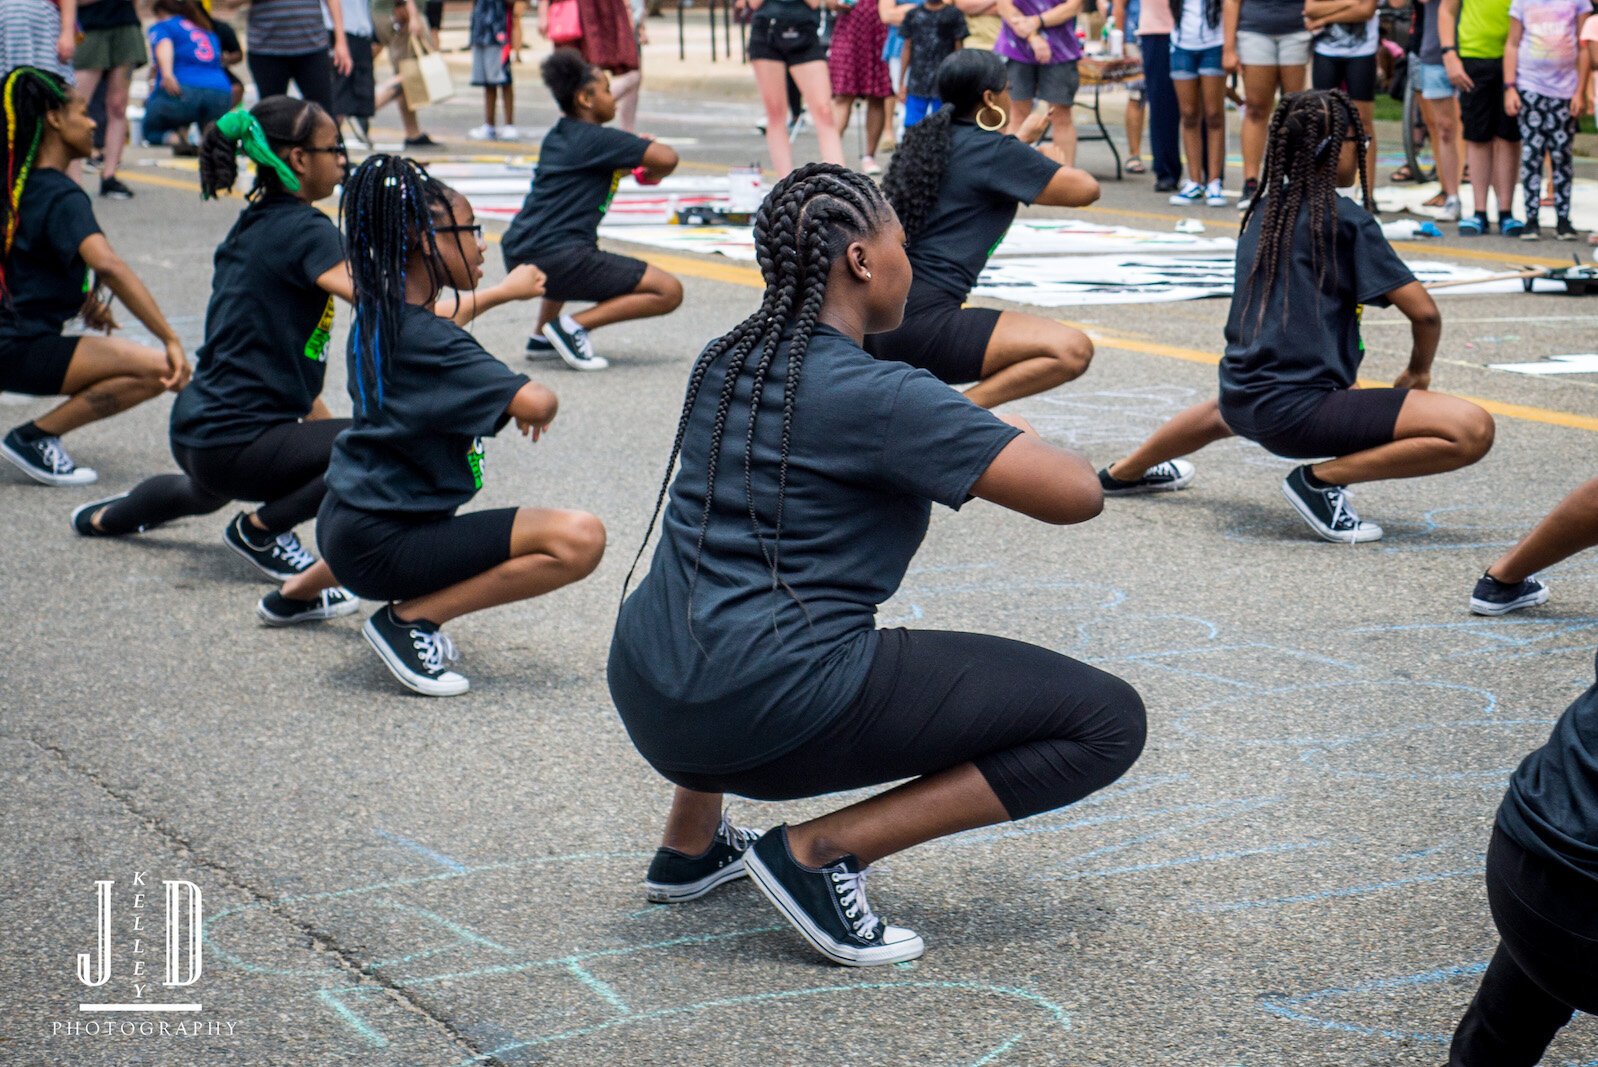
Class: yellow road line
113,169,1598,433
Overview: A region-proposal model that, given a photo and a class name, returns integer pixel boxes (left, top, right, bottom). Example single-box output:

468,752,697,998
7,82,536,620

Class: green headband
210,108,300,197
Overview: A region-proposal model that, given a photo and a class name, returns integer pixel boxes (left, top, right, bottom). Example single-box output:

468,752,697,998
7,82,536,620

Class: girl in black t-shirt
318,155,604,697
0,67,191,488
501,50,683,372
874,50,1102,409
1096,91,1493,545
609,164,1144,966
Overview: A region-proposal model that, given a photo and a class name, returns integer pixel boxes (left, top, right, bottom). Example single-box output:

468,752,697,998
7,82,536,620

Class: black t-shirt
0,170,100,345
1217,195,1414,440
1236,0,1306,36
903,4,969,96
169,195,346,449
324,304,530,513
753,0,821,26
78,0,141,30
501,117,652,263
213,19,242,58
905,121,1061,301
1497,653,1598,883
608,325,1021,775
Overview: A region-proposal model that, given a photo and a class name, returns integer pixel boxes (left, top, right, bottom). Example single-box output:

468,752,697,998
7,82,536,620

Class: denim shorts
1416,61,1456,100
1170,43,1224,79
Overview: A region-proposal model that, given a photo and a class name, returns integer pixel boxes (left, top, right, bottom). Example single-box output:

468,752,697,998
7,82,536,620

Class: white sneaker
467,124,497,141
496,124,519,141
1205,179,1228,207
542,314,608,371
860,155,881,175
1441,195,1462,222
1168,180,1204,206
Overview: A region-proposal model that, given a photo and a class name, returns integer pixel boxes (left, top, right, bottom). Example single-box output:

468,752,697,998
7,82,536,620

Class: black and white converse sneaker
1098,459,1196,496
1470,572,1549,616
743,825,924,967
525,334,558,359
644,815,762,903
2,427,97,486
70,493,130,536
362,605,469,696
223,513,317,581
542,314,608,371
257,588,362,626
1282,466,1383,543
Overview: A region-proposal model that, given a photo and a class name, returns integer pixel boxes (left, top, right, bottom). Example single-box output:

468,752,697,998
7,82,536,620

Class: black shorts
331,32,376,118
0,333,81,395
317,494,519,603
506,244,648,303
1248,387,1409,460
863,282,999,386
1460,56,1521,143
747,15,829,65
662,627,1147,822
424,0,444,31
1311,52,1376,102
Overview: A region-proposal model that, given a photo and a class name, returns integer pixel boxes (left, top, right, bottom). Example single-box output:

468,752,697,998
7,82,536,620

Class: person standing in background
371,0,439,147
330,0,379,144
995,0,1084,162
830,0,894,173
1439,0,1526,235
73,0,146,199
1411,0,1465,220
1,0,78,81
743,0,846,173
469,0,519,139
1118,0,1182,190
1503,0,1587,239
897,0,968,125
1223,0,1309,211
246,0,353,114
142,0,234,154
958,0,1005,47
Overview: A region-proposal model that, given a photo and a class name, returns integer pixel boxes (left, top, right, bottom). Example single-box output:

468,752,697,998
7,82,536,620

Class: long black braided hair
623,163,894,640
198,95,326,200
881,50,1009,241
1238,89,1371,340
339,154,458,413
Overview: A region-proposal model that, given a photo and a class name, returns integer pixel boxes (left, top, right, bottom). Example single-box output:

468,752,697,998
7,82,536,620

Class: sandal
1126,155,1147,174
1422,192,1448,208
1389,165,1415,183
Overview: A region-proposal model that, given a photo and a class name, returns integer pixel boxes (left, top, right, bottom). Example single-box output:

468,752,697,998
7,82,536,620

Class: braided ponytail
199,95,325,200
1,67,70,306
623,164,893,641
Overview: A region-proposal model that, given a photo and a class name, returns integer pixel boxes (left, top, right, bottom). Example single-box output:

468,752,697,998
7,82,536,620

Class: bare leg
1465,138,1493,213
375,72,424,138
1493,136,1519,218
1047,103,1077,167
754,59,796,174
661,787,725,854
1240,65,1280,183
99,65,133,178
1419,93,1463,199
536,298,565,332
1487,476,1598,583
1174,77,1204,184
1005,97,1038,136
791,60,845,165
1200,74,1226,185
570,265,683,330
483,86,497,127
833,94,856,137
963,310,1093,409
863,96,886,157
786,763,1009,867
394,507,605,625
1125,94,1144,161
611,69,642,132
1107,396,1234,480
501,82,515,125
280,559,342,600
31,336,168,437
1311,391,1494,485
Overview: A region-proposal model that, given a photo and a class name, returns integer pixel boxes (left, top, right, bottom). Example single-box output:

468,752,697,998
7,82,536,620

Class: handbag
398,33,455,108
548,0,583,45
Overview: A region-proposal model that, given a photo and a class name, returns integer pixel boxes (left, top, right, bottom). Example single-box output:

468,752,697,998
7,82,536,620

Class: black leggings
247,51,335,113
97,419,349,537
667,627,1147,821
1449,827,1598,1066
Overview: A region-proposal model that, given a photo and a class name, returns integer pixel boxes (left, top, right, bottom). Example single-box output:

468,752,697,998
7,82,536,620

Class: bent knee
1052,330,1093,379
1101,674,1149,769
556,511,607,573
1459,407,1495,458
655,273,684,311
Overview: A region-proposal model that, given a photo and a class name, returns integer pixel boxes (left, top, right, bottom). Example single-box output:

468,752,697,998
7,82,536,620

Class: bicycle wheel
1403,76,1438,184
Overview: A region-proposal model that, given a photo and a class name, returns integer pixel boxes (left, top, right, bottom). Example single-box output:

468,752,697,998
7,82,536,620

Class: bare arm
78,234,190,390
155,38,180,93
638,140,680,182
326,0,353,75
1438,0,1473,90
1304,0,1374,25
56,0,78,64
434,264,547,326
879,0,918,27
306,397,335,420
1222,0,1241,70
315,262,357,304
970,416,1104,524
1037,0,1085,26
1504,17,1522,113
1032,162,1101,206
506,381,560,441
1387,280,1442,390
954,0,998,14
1577,13,1592,115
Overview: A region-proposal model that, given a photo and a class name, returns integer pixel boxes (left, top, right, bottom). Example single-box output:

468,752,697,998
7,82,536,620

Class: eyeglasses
302,141,348,157
436,223,484,238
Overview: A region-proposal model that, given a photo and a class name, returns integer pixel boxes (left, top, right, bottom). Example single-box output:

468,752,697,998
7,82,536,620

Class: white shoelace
1325,486,1362,532
270,533,316,572
830,867,882,942
409,627,459,675
716,816,759,852
1148,462,1180,481
37,437,74,474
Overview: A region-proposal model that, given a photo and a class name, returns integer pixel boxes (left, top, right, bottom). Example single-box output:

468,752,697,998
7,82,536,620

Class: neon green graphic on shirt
304,294,335,362
600,170,625,216
466,438,486,489
1356,303,1365,353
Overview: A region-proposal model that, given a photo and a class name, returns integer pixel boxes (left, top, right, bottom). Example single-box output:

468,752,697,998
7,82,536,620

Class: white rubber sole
743,847,924,967
1281,480,1383,544
1470,587,1550,616
1,441,97,486
644,860,748,904
257,593,363,627
223,524,306,582
1101,462,1195,496
361,617,470,697
541,323,609,372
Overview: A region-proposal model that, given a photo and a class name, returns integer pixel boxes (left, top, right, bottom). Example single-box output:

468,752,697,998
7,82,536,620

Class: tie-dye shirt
1509,0,1587,99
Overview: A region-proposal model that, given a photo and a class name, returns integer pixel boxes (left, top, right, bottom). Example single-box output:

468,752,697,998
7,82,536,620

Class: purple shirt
994,0,1082,63
1509,0,1586,99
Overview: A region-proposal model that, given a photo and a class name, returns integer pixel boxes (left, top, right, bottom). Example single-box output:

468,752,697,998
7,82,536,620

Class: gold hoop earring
976,104,1007,132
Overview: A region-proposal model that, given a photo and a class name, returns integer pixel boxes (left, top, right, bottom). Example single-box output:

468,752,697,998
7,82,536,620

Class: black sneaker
1281,466,1383,543
1237,177,1259,212
1470,573,1549,616
257,587,362,626
362,605,469,696
644,815,762,903
743,825,924,967
223,513,317,581
1154,177,1179,193
99,176,134,200
542,315,608,371
403,133,440,148
1098,459,1195,496
1556,217,1580,241
70,493,130,536
525,334,558,359
1520,219,1542,241
1,427,97,486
